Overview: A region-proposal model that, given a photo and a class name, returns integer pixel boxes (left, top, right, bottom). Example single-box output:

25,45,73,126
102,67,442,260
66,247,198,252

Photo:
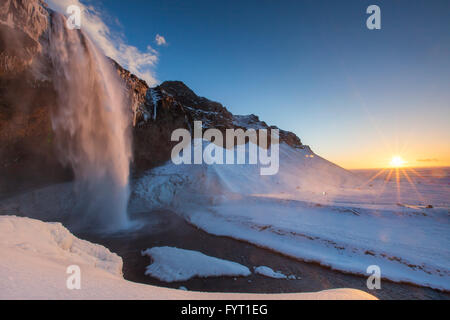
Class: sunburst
359,157,430,204
390,156,406,168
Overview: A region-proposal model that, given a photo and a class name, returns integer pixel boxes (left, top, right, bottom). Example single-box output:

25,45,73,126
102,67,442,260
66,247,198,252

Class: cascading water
45,12,132,231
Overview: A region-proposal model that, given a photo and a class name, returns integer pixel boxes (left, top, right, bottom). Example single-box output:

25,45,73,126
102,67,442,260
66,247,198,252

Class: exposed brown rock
0,0,48,76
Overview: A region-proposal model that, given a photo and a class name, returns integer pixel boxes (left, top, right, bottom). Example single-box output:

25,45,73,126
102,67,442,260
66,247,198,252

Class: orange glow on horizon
324,148,450,170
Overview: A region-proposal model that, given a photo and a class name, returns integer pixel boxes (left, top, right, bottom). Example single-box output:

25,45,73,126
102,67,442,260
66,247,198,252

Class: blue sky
88,0,449,168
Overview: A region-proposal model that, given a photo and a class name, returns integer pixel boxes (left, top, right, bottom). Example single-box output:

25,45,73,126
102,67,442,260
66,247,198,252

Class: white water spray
46,13,132,230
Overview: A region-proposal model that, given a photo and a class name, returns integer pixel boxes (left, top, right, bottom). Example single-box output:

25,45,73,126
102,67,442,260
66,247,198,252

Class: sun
390,156,406,168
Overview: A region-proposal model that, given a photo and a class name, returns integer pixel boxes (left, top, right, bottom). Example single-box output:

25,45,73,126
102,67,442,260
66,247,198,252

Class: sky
60,0,449,169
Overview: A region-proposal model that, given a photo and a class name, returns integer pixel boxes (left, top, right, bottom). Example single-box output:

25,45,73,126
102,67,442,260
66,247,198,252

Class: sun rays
360,164,432,205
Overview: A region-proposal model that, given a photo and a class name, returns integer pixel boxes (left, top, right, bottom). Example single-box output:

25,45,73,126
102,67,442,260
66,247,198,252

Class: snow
232,115,266,130
254,266,287,279
131,141,358,210
1,140,448,292
132,141,450,291
184,199,449,291
184,105,219,115
0,215,123,276
0,216,376,300
142,246,251,282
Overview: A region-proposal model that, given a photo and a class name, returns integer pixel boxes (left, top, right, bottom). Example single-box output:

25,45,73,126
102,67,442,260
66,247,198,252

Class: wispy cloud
46,0,158,86
155,34,167,46
417,158,439,162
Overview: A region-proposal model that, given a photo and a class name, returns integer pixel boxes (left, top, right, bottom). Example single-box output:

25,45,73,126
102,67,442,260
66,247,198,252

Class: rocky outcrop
127,80,303,170
0,0,66,194
111,59,151,127
0,0,49,76
0,0,304,192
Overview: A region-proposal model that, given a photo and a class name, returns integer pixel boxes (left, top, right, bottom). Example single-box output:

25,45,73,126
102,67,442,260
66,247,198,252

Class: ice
254,266,287,279
148,88,160,120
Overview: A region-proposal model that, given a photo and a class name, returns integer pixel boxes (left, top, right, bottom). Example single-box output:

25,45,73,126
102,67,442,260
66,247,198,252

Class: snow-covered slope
132,141,450,291
184,198,449,291
131,141,361,210
0,216,376,300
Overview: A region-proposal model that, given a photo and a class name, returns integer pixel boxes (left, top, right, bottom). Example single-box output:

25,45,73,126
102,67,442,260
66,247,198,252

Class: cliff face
0,0,48,75
128,80,303,170
0,0,304,192
0,0,64,194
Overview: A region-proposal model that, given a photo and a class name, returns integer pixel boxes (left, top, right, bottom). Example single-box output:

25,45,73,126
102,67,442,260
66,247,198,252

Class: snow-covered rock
142,246,251,282
0,215,123,276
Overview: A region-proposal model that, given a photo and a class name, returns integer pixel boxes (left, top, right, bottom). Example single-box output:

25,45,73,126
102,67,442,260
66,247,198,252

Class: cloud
417,158,439,162
155,34,167,46
46,0,158,86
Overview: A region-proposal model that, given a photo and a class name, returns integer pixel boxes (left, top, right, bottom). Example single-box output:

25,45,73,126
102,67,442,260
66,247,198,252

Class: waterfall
46,12,132,231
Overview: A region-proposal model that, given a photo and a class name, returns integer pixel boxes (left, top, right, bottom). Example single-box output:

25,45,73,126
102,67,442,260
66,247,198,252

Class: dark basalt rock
123,79,304,171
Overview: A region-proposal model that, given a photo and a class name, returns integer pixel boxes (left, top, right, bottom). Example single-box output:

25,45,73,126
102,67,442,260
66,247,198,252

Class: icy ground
0,216,375,299
142,246,251,282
